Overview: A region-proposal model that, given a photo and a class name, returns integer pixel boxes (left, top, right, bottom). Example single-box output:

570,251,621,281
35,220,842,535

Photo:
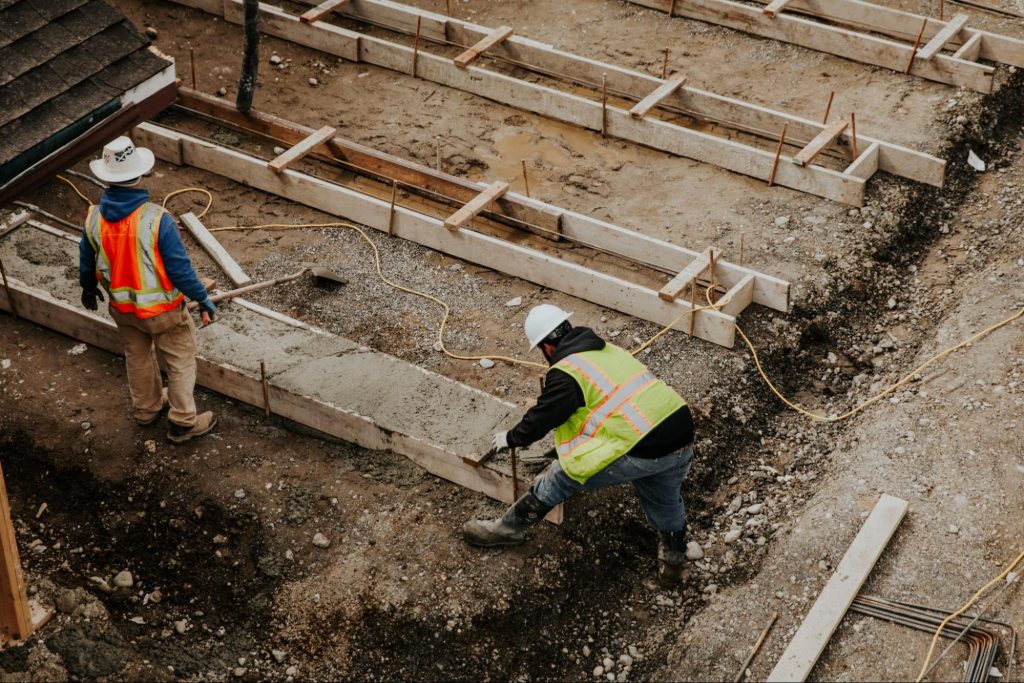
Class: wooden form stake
435,136,441,170
940,0,944,19
190,48,197,89
906,17,930,73
661,47,670,79
299,0,351,24
454,25,514,68
268,125,337,173
792,119,848,167
260,360,271,418
738,232,745,267
767,123,788,187
629,76,687,119
822,90,835,124
0,257,18,322
444,181,510,230
0,462,33,641
521,159,531,197
411,16,422,77
386,179,398,235
688,285,696,336
850,112,858,160
601,73,608,137
445,0,451,16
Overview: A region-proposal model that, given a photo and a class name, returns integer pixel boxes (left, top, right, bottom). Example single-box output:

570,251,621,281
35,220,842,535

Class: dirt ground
1,0,1023,679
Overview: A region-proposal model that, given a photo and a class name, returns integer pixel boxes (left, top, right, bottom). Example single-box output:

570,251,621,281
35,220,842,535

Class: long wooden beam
294,0,945,187
135,122,744,346
742,0,1024,68
0,271,561,523
171,88,791,315
179,212,253,287
204,0,867,205
628,0,993,92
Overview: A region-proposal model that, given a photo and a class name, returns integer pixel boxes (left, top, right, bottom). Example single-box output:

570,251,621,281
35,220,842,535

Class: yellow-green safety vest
552,344,686,484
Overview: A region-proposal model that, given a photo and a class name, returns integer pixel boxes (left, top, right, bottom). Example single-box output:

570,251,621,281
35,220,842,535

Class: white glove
492,431,510,452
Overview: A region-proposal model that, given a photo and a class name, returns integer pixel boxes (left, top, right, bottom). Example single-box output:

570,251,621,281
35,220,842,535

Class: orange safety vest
84,202,184,319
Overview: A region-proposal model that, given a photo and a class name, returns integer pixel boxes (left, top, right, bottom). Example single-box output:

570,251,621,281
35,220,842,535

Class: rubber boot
657,527,688,587
167,411,218,444
462,491,553,548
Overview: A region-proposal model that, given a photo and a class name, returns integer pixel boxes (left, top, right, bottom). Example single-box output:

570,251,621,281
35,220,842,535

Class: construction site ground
1,0,1023,680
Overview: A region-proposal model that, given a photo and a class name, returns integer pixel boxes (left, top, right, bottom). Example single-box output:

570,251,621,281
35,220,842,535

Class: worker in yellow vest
463,304,696,586
79,136,218,444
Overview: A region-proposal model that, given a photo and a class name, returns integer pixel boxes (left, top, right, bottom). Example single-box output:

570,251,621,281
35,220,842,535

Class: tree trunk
236,0,259,114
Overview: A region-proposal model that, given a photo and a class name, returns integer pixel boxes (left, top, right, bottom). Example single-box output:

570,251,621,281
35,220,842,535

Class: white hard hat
89,136,154,183
524,304,573,349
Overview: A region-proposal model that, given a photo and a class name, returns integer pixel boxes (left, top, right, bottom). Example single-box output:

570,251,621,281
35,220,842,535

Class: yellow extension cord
56,178,1023,675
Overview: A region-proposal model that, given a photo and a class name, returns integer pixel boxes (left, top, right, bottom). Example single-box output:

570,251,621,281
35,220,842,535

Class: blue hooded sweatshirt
79,186,214,314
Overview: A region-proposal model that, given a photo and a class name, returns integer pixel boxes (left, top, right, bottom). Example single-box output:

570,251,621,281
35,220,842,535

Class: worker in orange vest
79,136,218,444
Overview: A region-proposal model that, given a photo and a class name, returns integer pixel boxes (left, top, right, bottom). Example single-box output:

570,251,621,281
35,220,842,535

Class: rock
113,570,134,588
54,589,79,615
144,440,157,454
312,532,330,548
81,421,91,431
286,666,298,677
746,503,764,515
593,666,605,677
505,296,522,307
234,489,246,499
174,619,188,634
216,87,227,97
478,358,495,369
270,54,283,65
685,541,704,561
232,667,247,677
724,529,742,544
727,495,743,513
145,26,158,39
948,524,960,535
129,616,146,624
212,534,228,545
582,645,591,657
308,77,319,86
887,297,897,309
774,215,790,228
272,649,286,664
627,645,639,659
273,146,286,155
603,657,614,669
0,359,9,369
619,654,633,667
68,343,88,355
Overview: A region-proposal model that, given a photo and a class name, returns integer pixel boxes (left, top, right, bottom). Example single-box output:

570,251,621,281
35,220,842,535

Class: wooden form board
176,0,944,192
299,0,351,23
201,0,868,206
170,89,790,316
916,14,969,61
0,211,31,240
293,0,944,187
628,0,994,92
843,142,880,180
179,212,253,287
762,0,792,17
742,0,1024,68
0,272,561,523
793,119,848,167
0,461,32,641
268,125,337,173
766,494,909,682
659,247,720,302
135,121,747,347
444,181,509,230
629,76,687,119
454,25,513,67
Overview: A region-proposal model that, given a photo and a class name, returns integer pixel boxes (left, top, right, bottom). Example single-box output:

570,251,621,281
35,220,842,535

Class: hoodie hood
548,326,605,365
99,186,150,222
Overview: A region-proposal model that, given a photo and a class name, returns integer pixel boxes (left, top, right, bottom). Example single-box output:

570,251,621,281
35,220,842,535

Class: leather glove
492,431,510,452
81,287,104,311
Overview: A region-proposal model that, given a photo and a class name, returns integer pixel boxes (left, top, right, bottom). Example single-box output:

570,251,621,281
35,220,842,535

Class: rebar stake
260,360,271,418
387,179,398,235
822,90,835,124
601,73,608,138
521,159,531,197
411,16,422,77
0,256,19,321
767,123,788,187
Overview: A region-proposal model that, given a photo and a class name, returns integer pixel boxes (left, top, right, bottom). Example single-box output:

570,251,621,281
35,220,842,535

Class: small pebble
312,532,330,548
286,666,298,677
270,54,283,65
593,666,604,677
234,489,246,499
113,570,133,588
145,26,158,39
216,87,227,97
272,649,286,664
479,358,495,369
505,297,522,307
174,619,188,634
308,77,319,86
685,541,704,561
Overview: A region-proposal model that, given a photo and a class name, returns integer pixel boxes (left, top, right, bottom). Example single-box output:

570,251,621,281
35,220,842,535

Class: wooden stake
445,0,451,15
906,18,929,73
435,136,441,170
739,232,745,267
260,360,271,418
387,179,398,235
709,249,717,303
521,159,531,197
411,16,422,77
940,0,945,20
662,47,670,79
601,73,608,138
850,112,858,160
190,48,197,90
669,0,677,15
821,90,835,124
0,257,18,322
767,123,788,187
0,461,32,641
688,284,696,336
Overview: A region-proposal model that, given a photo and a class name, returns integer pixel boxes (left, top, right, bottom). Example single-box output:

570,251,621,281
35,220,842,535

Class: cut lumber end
762,0,792,18
443,181,510,230
299,0,351,24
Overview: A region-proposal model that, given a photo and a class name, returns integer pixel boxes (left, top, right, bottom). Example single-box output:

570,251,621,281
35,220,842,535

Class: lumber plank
659,247,720,302
454,25,513,68
767,494,908,681
135,122,741,347
444,181,509,230
180,212,253,287
916,14,968,60
717,274,754,317
625,0,993,92
843,142,879,180
629,76,687,119
267,125,336,174
173,89,790,314
762,0,792,17
952,31,983,61
0,273,562,523
792,119,848,167
0,211,31,241
299,0,350,23
0,461,33,641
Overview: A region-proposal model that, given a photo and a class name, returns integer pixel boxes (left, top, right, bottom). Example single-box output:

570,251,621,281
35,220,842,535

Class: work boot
167,411,218,444
657,528,688,588
134,389,169,426
462,491,553,548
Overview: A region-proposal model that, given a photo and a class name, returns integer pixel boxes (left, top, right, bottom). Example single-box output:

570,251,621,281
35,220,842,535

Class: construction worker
79,136,218,444
463,304,696,586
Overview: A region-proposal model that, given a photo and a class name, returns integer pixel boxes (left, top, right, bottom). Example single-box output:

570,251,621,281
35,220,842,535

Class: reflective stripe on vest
552,344,687,484
86,203,184,319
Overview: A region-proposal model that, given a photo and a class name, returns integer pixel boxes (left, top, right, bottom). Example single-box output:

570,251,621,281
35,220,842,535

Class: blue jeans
530,446,694,533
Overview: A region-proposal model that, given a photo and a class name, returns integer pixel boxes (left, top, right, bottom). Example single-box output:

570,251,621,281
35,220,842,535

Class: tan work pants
109,305,198,428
